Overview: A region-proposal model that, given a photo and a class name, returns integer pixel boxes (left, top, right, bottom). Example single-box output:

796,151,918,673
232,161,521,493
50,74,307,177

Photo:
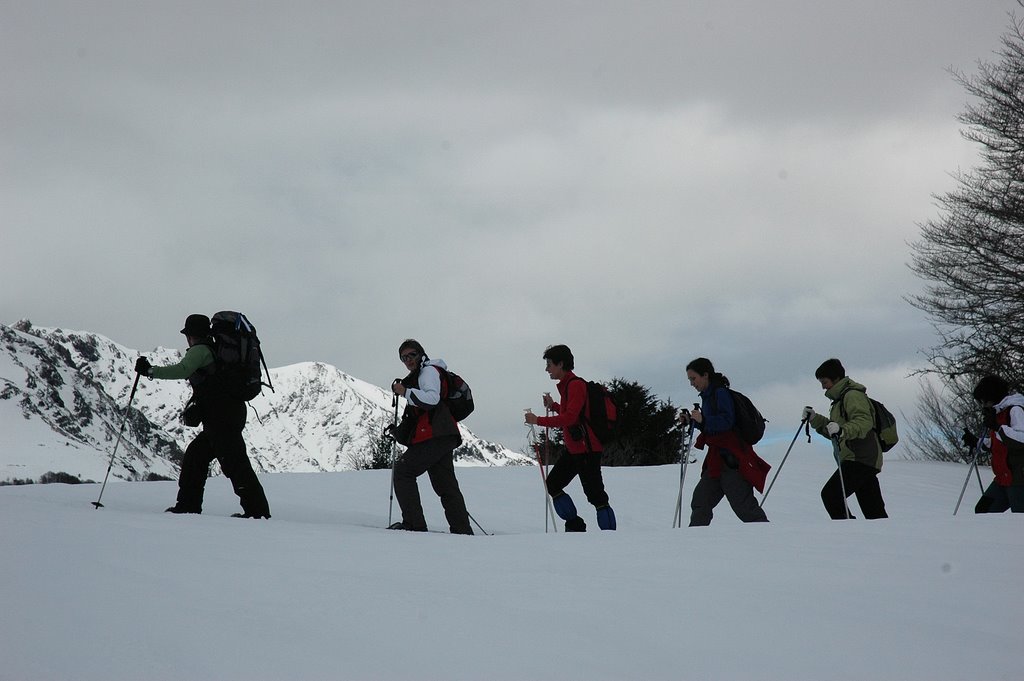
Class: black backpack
209,311,273,401
437,367,474,421
573,378,619,447
730,389,767,445
839,391,899,452
711,387,767,445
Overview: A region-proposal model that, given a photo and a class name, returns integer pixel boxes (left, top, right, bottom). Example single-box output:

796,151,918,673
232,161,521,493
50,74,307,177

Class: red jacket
535,372,602,454
991,407,1016,486
694,430,771,493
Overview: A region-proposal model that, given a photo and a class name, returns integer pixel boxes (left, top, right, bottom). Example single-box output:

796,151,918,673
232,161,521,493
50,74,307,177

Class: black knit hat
180,314,211,337
973,375,1009,404
815,358,846,381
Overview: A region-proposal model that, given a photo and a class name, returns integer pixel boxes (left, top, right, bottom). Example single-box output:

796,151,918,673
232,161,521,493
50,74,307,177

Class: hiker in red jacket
524,344,616,531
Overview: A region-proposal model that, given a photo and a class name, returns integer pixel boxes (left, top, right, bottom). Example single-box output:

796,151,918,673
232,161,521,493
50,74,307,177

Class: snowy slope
0,447,1019,681
246,361,530,472
0,321,530,483
0,322,184,481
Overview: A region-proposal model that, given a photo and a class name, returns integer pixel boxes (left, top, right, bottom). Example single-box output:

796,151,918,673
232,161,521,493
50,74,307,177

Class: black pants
976,481,1024,513
821,460,887,519
545,451,610,508
393,435,472,534
689,465,769,526
176,397,270,517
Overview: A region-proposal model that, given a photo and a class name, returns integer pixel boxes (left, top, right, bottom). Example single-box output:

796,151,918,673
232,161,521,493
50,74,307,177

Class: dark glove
391,378,407,396
961,428,979,450
982,406,998,430
135,356,152,375
181,399,202,427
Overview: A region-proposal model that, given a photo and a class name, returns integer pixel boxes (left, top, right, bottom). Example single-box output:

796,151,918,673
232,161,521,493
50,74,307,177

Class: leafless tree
907,8,1024,459
903,376,987,463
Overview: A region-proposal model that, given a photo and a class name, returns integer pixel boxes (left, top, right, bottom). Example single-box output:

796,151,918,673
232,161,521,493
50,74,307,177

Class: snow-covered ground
2,437,1020,681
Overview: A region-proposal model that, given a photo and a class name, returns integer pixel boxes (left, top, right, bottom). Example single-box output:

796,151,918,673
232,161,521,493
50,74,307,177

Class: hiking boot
596,505,617,530
387,521,427,532
165,505,200,514
231,512,271,519
564,516,587,532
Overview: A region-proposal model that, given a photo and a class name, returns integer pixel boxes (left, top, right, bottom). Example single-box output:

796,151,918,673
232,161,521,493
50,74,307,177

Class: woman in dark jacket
683,357,769,526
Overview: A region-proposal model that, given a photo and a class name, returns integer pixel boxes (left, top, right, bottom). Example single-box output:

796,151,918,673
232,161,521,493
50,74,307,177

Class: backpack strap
188,339,219,391
566,376,597,453
836,386,869,418
836,387,880,442
565,377,586,412
703,383,731,432
259,348,274,393
835,386,850,420
705,380,728,414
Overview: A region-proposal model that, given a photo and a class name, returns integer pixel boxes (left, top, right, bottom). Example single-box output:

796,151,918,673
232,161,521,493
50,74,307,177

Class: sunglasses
400,352,419,362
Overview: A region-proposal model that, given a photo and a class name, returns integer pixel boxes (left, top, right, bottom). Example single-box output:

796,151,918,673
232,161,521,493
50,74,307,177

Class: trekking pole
544,404,553,480
388,393,399,526
761,418,812,507
467,511,490,536
544,406,558,532
92,372,142,509
954,427,988,516
526,412,558,532
830,434,851,519
527,414,548,533
672,413,697,528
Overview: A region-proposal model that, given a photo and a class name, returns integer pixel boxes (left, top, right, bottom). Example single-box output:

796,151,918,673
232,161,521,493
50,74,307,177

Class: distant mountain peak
0,322,530,482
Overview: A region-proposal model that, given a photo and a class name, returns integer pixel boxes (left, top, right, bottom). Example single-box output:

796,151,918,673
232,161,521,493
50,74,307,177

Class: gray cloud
1,1,1013,450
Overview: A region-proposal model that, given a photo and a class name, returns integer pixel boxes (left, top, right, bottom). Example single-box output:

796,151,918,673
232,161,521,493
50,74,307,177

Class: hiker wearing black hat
966,375,1024,513
802,358,887,520
135,314,271,519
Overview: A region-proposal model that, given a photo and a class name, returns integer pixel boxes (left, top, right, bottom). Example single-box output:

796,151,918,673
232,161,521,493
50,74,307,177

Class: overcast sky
2,1,1015,451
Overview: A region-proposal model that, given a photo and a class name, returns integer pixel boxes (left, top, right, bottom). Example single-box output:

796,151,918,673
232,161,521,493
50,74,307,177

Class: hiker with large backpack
802,358,888,520
135,313,271,519
386,339,473,535
682,357,770,526
523,344,616,531
963,375,1024,514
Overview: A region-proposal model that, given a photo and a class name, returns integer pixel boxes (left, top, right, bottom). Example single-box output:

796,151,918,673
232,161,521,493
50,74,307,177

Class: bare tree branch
906,11,1024,460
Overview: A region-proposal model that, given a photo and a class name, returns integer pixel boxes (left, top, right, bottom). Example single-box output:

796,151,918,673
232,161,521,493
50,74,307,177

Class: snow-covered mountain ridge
0,320,529,482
